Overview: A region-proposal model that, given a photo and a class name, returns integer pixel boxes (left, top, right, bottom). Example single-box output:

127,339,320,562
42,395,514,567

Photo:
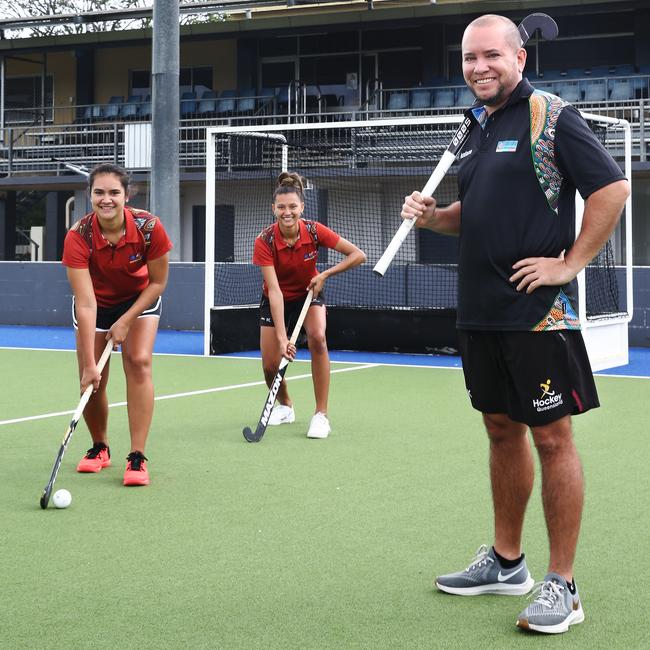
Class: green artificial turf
1,349,648,649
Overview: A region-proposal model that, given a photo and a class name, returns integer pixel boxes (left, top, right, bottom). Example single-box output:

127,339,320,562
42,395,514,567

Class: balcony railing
1,96,648,176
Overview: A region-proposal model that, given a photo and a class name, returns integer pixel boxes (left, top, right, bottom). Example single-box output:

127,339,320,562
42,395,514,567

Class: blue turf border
1,324,648,376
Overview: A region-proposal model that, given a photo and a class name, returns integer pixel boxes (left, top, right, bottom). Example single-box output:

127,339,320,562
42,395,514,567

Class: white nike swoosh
497,565,525,582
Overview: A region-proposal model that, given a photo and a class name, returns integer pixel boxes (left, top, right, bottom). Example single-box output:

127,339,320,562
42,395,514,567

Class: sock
567,579,576,594
493,547,524,568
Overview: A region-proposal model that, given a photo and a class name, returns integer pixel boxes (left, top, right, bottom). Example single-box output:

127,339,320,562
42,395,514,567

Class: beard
472,83,507,106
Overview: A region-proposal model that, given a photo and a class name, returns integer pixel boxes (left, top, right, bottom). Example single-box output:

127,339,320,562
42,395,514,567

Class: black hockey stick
243,290,313,443
40,339,113,509
373,12,559,276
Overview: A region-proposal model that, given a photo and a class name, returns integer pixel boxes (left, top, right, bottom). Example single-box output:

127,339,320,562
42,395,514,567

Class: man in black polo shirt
401,14,629,634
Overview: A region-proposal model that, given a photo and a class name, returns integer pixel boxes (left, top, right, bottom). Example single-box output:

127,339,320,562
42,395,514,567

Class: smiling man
401,14,630,634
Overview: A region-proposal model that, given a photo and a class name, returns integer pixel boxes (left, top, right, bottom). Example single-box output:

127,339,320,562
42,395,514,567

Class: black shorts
457,329,599,427
72,295,162,332
259,293,325,332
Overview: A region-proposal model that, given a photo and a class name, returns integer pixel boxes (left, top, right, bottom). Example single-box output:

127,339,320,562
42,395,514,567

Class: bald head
463,15,522,53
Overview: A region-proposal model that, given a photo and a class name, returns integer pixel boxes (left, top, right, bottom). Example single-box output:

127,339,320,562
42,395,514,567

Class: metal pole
1,56,5,141
151,0,180,260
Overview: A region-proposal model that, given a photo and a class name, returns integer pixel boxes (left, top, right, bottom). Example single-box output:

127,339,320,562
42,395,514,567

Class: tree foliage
0,0,224,38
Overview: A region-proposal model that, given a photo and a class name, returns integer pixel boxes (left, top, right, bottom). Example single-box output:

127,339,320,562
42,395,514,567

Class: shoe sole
77,460,111,473
268,415,295,426
517,606,585,634
307,430,330,438
436,575,535,596
123,477,149,486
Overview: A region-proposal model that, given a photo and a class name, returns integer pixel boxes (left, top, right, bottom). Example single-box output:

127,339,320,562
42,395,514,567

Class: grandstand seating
196,91,217,117
456,87,475,107
236,88,257,114
180,91,197,118
556,84,581,103
584,81,607,102
433,89,455,108
215,89,237,116
409,88,431,111
386,91,408,112
609,80,634,101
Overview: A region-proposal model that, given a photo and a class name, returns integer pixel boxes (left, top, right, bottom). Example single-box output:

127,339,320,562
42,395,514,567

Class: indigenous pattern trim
529,90,567,214
70,208,158,259
257,218,320,255
533,290,580,331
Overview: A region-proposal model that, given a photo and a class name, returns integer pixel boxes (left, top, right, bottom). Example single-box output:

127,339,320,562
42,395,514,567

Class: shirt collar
465,78,533,126
273,219,310,250
91,207,135,249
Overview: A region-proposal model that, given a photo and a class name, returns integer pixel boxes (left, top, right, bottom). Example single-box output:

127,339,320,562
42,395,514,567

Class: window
4,75,53,124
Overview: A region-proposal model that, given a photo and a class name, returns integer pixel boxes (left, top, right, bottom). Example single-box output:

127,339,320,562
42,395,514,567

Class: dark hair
273,172,305,203
88,163,130,194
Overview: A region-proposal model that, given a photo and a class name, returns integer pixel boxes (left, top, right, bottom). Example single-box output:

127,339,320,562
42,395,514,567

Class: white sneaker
268,404,295,426
307,412,331,439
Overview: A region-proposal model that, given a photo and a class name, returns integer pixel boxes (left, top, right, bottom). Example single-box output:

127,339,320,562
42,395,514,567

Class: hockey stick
243,290,314,443
39,338,113,509
373,12,559,277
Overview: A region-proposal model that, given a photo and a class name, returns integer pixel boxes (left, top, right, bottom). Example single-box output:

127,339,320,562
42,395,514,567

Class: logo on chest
303,250,317,261
496,140,518,152
129,253,143,264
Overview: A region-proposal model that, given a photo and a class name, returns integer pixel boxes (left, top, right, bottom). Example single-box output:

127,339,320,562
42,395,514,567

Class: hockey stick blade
39,339,113,509
372,12,558,277
517,13,559,44
242,290,313,443
243,360,290,442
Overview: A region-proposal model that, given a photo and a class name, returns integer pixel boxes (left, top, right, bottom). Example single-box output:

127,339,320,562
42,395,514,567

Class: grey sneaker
435,545,534,596
516,573,584,634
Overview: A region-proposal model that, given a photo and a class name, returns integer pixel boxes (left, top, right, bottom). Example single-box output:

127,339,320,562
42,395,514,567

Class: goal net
203,115,632,364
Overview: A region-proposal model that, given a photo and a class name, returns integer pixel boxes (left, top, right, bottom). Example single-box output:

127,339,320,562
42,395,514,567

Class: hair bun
276,171,304,192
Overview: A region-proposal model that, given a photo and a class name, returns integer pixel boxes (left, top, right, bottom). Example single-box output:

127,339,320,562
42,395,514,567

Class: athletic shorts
259,292,325,331
72,295,162,332
457,329,599,427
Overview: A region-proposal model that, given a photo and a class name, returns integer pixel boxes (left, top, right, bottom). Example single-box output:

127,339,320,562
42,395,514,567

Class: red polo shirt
253,219,340,301
62,208,173,307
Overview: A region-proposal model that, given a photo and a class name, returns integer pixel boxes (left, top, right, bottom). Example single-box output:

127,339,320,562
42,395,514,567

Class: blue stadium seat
119,103,139,119
196,91,217,117
180,91,197,118
456,87,475,107
433,89,455,108
236,88,257,114
584,81,607,102
258,88,276,113
609,80,634,101
409,88,431,110
556,84,581,103
81,105,103,121
138,101,152,120
215,89,237,116
386,91,408,112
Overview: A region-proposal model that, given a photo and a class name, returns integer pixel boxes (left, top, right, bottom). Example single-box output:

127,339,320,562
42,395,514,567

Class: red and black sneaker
123,451,149,486
77,442,111,473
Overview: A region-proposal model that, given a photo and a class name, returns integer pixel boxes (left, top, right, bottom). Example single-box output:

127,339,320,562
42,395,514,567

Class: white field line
0,363,377,427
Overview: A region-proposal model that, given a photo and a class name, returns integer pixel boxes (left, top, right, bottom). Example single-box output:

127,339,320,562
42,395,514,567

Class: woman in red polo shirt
253,172,366,439
62,163,172,486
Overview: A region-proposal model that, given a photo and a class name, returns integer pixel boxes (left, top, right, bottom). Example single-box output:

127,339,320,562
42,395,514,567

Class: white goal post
203,114,633,370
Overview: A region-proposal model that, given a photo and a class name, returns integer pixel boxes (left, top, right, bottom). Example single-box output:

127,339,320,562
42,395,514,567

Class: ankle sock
493,547,523,568
567,579,576,594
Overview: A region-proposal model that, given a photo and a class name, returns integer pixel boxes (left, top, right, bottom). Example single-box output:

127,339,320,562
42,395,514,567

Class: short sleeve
555,105,626,200
61,230,90,268
253,236,274,266
315,223,341,249
147,218,173,260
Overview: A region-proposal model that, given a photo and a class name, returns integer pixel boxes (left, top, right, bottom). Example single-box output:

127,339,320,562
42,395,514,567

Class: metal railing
1,96,648,176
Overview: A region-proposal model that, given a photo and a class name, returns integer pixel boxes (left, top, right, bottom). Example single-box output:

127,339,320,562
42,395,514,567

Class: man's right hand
401,191,437,228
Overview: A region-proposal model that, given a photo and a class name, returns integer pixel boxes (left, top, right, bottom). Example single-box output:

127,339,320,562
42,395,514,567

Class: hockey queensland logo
303,250,317,262
532,378,563,413
129,252,143,264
